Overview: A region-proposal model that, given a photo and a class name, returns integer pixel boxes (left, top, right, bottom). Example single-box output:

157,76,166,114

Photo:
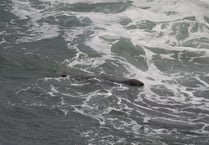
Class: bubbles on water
8,0,209,144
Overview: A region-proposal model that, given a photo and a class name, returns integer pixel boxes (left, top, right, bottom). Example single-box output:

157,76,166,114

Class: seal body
60,72,144,87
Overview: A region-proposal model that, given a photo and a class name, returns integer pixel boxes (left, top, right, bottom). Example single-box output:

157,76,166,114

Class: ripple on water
3,0,209,144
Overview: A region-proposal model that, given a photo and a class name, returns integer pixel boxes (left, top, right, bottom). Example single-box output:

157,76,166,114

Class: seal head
61,72,67,77
120,79,144,87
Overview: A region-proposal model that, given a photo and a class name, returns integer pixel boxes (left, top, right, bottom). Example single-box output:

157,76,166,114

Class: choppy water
1,0,209,144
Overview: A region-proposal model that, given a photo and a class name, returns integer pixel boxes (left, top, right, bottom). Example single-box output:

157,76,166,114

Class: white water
10,0,209,144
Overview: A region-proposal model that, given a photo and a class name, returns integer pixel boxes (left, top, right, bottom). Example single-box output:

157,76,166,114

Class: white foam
42,0,128,4
15,86,31,95
10,0,209,138
11,0,59,43
48,85,58,96
0,38,8,45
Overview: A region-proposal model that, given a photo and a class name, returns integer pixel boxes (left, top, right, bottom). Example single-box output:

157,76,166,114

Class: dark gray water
1,0,209,144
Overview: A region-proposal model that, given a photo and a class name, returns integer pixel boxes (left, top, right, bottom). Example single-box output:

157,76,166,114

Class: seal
60,72,144,87
60,72,68,77
118,79,144,87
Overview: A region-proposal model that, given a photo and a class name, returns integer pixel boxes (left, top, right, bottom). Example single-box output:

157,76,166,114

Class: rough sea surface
1,0,209,144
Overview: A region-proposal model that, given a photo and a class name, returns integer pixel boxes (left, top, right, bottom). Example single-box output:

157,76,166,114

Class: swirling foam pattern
1,0,209,144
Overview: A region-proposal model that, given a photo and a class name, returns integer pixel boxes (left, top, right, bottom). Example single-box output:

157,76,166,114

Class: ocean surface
1,0,209,144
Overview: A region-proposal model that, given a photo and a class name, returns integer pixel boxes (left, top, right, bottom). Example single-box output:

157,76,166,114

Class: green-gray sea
1,0,209,144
